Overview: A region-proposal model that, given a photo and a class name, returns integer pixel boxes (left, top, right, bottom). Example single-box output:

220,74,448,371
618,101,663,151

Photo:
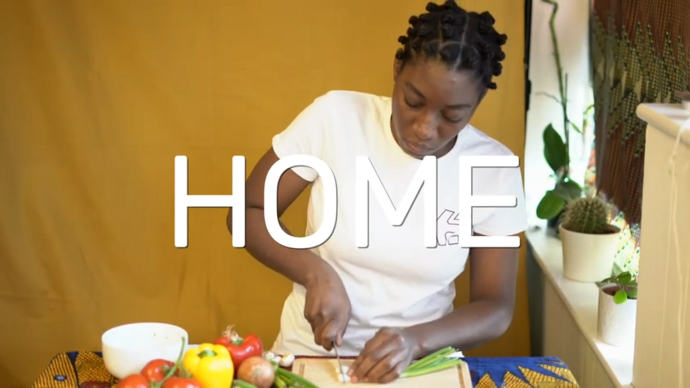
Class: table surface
32,351,580,388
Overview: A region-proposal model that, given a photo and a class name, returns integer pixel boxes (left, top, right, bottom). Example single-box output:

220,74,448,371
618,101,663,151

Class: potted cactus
596,271,638,348
559,196,621,282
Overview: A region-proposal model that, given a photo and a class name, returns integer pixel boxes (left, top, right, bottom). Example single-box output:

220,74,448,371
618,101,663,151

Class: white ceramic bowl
101,322,189,379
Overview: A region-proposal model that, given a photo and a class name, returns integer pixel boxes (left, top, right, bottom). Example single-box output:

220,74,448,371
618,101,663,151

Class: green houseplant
559,196,621,282
534,0,594,226
596,271,638,348
536,108,592,225
598,271,638,304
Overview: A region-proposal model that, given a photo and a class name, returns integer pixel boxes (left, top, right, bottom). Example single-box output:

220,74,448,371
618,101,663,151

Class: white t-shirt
269,90,528,356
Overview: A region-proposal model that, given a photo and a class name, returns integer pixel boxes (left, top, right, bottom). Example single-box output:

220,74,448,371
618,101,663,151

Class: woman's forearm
234,207,328,287
405,299,513,358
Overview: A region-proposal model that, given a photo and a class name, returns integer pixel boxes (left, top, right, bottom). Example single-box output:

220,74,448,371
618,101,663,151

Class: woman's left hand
347,327,420,384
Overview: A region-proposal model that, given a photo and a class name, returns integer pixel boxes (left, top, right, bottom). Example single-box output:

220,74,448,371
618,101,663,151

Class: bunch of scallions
400,346,464,378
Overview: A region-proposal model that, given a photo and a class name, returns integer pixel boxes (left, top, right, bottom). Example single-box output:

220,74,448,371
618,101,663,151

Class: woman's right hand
304,262,351,351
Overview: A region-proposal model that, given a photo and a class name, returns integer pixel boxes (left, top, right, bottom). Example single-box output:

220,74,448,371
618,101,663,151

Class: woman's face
391,59,484,159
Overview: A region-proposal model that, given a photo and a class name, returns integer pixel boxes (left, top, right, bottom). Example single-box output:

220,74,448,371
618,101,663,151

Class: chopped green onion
401,346,463,378
405,346,455,371
275,367,319,388
401,358,463,378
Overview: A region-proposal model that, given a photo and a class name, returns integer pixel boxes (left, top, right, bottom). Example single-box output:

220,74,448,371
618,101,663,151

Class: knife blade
333,341,347,383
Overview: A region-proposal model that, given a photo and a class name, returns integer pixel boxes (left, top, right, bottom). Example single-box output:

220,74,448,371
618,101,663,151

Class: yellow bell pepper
182,343,234,388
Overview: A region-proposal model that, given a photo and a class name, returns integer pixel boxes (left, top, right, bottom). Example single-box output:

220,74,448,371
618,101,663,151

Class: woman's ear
393,58,403,82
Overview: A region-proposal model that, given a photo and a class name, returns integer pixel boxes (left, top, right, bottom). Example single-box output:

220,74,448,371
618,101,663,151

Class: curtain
590,0,690,227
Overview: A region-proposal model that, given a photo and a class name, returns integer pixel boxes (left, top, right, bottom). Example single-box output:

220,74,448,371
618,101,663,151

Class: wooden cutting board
292,358,473,388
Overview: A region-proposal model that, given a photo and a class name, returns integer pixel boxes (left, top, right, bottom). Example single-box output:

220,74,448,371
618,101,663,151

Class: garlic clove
337,373,351,383
279,352,295,367
335,365,351,383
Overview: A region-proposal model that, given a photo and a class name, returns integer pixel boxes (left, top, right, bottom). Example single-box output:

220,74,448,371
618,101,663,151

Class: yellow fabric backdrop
0,1,527,386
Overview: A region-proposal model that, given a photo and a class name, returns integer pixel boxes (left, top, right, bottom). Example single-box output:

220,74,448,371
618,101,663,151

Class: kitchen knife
333,341,346,383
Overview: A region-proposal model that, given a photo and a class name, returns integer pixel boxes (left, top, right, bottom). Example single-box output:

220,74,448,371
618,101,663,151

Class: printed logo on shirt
437,209,460,246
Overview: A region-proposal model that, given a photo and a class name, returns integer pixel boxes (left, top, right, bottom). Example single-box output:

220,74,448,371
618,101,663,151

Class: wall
0,1,526,386
526,234,633,388
541,278,619,388
633,105,690,388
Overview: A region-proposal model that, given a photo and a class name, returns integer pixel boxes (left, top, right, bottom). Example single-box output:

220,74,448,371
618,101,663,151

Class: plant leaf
583,104,595,115
536,190,566,220
627,288,638,299
543,124,567,174
614,289,628,304
616,272,633,286
570,122,582,134
553,179,583,201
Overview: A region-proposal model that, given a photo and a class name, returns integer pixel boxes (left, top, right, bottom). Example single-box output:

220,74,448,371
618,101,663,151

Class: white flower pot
559,224,621,282
597,286,637,348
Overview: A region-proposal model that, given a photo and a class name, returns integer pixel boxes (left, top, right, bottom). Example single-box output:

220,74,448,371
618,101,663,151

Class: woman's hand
304,262,351,351
347,327,420,384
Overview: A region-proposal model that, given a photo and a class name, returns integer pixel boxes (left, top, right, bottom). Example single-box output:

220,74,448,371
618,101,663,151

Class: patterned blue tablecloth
32,351,580,387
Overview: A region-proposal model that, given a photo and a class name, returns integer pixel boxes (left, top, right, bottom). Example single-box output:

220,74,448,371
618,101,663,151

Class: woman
227,0,527,384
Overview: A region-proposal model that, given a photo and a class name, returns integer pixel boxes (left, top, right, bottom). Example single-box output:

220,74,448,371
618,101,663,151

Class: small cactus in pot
561,196,616,235
559,196,621,282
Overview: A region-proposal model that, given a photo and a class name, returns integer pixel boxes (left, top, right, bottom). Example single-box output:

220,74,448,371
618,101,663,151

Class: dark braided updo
395,1,508,90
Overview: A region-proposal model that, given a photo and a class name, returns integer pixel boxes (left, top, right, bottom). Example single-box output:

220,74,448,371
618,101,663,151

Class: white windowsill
525,224,634,388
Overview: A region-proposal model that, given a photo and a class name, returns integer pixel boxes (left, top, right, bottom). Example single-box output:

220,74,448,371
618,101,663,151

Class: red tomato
115,374,149,388
140,359,176,382
161,376,203,388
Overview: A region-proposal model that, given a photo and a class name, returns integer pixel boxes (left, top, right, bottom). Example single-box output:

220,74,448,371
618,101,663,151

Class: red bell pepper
213,325,264,372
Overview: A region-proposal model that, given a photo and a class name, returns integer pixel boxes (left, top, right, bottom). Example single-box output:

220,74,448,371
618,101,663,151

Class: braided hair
395,1,508,91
